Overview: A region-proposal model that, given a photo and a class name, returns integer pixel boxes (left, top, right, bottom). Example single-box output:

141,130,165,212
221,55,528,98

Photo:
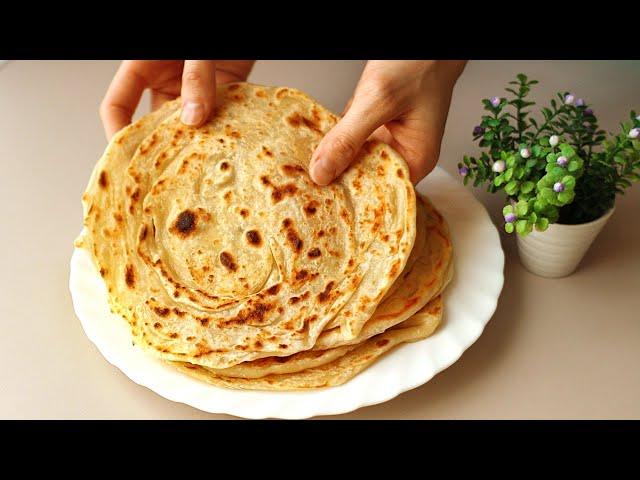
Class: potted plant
458,74,640,278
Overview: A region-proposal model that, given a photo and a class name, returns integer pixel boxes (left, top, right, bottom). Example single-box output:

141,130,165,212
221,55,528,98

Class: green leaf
505,223,514,234
557,191,575,204
515,220,528,235
504,168,514,181
559,144,576,157
520,181,535,193
494,174,505,186
505,180,519,196
537,175,552,188
535,217,549,231
540,187,555,202
526,158,538,169
532,145,542,157
534,199,547,212
568,160,581,172
547,207,560,223
516,201,529,216
503,205,514,216
562,175,576,189
549,166,565,179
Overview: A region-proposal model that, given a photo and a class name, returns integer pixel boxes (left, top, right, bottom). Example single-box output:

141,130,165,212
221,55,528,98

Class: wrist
421,60,467,87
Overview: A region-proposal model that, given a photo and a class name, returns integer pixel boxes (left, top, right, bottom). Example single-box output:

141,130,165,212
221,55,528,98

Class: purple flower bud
553,182,565,193
564,94,575,105
504,213,517,223
458,166,469,177
473,125,485,136
584,108,594,116
629,128,640,139
492,160,506,173
575,98,585,107
556,156,568,167
490,96,501,107
520,148,531,159
549,135,559,147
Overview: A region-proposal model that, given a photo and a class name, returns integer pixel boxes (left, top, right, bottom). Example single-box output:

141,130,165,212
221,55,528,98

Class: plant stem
534,104,565,139
516,98,522,143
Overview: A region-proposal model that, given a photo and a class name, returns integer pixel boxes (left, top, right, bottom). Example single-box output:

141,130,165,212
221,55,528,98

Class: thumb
180,60,217,126
310,98,395,186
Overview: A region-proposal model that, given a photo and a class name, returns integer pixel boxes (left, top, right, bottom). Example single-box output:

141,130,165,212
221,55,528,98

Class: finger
385,109,446,185
100,61,147,140
371,123,429,184
310,95,398,186
180,60,216,126
340,94,354,117
370,124,394,144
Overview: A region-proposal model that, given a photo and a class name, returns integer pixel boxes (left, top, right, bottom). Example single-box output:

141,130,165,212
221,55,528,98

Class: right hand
99,60,255,140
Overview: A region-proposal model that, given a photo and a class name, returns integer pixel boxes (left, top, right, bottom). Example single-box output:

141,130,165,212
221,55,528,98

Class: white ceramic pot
516,208,615,278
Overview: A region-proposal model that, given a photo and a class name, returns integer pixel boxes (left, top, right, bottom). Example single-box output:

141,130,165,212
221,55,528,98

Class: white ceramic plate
69,167,504,419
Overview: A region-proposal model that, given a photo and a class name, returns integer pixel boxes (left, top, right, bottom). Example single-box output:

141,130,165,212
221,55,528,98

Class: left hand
99,60,255,140
309,60,467,185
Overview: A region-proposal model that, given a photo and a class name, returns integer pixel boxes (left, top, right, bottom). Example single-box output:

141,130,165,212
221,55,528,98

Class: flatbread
172,295,443,390
76,83,416,369
196,196,452,379
319,194,452,343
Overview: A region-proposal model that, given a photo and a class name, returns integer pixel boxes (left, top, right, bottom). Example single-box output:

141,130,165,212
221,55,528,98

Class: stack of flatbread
76,83,453,390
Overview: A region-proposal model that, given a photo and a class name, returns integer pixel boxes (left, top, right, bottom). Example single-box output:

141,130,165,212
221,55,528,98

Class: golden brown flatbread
76,83,416,369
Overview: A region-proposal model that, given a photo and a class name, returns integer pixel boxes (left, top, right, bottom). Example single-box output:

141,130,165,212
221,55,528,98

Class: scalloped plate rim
69,166,504,419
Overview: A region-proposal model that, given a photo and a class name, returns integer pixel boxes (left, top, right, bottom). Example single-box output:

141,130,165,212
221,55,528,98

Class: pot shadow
319,235,527,419
576,216,639,275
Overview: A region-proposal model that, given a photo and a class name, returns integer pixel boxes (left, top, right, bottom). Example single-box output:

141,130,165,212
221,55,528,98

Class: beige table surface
1,60,638,419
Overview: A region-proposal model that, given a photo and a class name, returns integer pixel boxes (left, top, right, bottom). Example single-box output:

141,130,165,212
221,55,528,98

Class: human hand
309,60,466,185
99,60,255,140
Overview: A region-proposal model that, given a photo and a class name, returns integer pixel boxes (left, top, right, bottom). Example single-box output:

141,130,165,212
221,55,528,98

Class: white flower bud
492,160,506,173
549,135,559,147
520,148,531,158
564,94,575,105
629,128,639,139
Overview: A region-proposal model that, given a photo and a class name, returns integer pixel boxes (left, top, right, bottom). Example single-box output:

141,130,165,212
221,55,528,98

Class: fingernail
181,102,205,126
310,157,333,186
